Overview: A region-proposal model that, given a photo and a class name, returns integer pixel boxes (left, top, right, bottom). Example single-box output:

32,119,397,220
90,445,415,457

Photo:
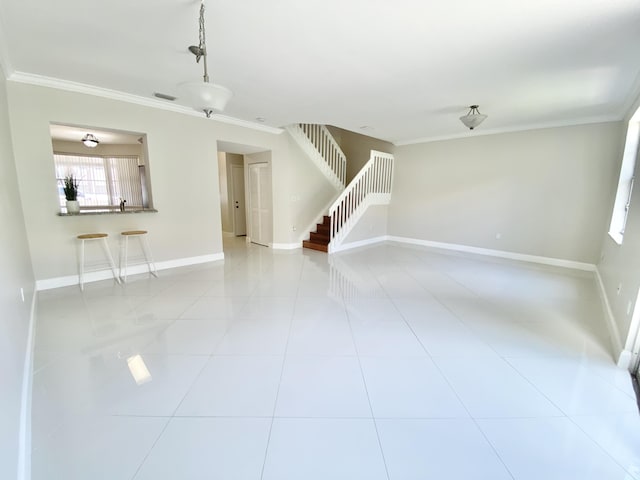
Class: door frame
230,164,246,236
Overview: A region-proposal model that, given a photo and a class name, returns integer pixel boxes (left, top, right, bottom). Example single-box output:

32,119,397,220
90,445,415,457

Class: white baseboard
35,253,225,291
271,243,301,250
387,236,597,272
329,235,598,272
330,236,388,253
617,349,633,369
18,287,37,480
594,268,625,363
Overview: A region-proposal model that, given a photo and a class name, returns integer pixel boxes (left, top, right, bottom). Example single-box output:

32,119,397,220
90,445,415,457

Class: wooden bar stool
119,230,158,282
76,233,121,290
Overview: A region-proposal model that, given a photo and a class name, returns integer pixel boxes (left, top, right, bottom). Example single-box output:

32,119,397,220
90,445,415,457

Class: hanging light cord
188,1,209,83
198,1,209,83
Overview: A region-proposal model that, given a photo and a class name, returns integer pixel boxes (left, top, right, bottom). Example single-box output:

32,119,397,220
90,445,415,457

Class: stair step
303,240,328,252
316,223,330,235
310,232,330,243
303,215,331,253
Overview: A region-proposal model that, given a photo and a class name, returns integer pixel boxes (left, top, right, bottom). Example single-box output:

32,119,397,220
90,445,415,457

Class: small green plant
63,174,79,201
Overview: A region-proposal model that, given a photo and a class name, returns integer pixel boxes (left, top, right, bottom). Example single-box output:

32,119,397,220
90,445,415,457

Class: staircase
302,215,331,252
288,123,394,254
328,150,394,253
286,124,346,190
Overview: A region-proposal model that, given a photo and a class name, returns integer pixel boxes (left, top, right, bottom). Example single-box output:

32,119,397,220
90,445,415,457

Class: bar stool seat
119,230,158,282
76,233,121,290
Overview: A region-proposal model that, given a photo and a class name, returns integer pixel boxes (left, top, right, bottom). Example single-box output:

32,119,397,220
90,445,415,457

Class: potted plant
63,174,80,214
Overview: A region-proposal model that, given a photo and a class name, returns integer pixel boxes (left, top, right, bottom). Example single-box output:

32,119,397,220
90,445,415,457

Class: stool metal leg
76,233,120,290
120,232,158,282
78,239,86,291
140,235,158,277
121,235,130,282
100,237,121,284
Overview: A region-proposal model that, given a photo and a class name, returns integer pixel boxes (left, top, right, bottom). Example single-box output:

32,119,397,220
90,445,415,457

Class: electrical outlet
292,226,296,232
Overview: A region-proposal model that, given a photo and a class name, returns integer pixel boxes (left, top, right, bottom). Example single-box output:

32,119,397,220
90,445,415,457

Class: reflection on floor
32,237,640,480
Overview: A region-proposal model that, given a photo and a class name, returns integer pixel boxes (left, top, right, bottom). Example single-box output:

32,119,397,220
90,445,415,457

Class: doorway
217,141,273,253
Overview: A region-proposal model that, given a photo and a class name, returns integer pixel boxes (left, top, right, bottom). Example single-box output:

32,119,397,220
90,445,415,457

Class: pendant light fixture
178,0,232,118
459,105,487,130
81,133,99,147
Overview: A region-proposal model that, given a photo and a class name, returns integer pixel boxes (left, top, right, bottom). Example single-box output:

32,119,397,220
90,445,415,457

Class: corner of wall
18,287,37,480
594,267,625,363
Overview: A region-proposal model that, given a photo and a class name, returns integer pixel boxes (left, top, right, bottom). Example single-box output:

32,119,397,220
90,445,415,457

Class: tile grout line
128,416,173,480
394,247,522,479
258,256,304,480
426,356,519,480
343,293,392,480
565,413,640,480
501,352,640,480
132,292,238,479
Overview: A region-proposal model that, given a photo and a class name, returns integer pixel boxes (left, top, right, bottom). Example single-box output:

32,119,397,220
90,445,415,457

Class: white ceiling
2,0,640,144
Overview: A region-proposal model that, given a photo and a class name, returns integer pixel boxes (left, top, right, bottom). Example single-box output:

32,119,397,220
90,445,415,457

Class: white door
231,164,246,236
248,162,271,246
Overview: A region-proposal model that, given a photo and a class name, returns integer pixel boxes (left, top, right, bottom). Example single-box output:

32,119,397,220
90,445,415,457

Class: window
54,153,144,211
609,108,640,245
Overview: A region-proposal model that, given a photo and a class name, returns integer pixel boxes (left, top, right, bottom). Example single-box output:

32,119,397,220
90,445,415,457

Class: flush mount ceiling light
178,0,232,118
81,133,99,147
459,105,488,130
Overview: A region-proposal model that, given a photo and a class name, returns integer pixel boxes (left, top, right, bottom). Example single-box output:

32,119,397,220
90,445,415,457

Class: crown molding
393,114,624,146
7,71,284,135
210,113,284,134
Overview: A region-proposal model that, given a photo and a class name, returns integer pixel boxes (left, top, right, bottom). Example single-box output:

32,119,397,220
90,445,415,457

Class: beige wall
341,205,389,245
7,83,224,282
598,95,640,358
5,82,328,283
0,67,35,480
327,126,394,182
284,134,340,243
388,122,623,264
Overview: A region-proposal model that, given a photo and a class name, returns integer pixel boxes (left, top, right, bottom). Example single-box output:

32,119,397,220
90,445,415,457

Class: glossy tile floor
32,238,640,480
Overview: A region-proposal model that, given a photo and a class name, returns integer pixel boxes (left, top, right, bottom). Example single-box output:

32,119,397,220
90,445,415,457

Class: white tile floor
32,238,640,480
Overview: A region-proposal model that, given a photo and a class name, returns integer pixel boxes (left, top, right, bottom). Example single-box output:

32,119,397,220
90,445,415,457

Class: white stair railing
328,150,394,253
286,123,346,190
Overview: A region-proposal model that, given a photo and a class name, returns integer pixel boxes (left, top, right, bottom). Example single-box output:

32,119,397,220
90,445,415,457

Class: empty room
1,1,640,479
